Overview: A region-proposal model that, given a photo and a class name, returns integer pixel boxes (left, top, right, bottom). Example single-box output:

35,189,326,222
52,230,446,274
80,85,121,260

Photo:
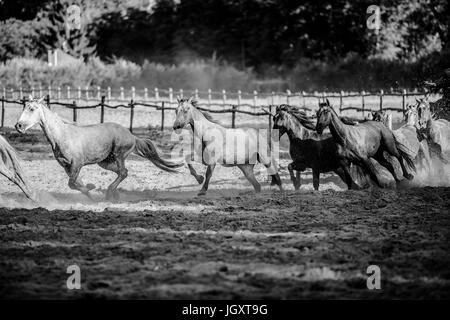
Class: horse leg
288,163,300,190
382,133,414,180
198,163,216,196
374,151,401,182
417,141,431,172
98,157,128,200
65,164,94,200
360,158,384,188
188,163,204,184
312,168,320,190
336,160,355,190
237,164,261,193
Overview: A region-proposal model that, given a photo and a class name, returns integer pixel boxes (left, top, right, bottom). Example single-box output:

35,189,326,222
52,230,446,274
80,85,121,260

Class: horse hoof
197,190,206,196
86,183,96,191
197,176,204,184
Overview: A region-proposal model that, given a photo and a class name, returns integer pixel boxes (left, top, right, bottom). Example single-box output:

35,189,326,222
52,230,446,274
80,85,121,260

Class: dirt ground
1,127,450,299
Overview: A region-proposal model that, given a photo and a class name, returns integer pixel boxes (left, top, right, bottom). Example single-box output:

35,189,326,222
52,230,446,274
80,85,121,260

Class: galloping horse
372,108,431,172
0,134,35,200
316,99,415,187
273,105,367,190
416,98,450,162
16,96,182,200
173,97,282,195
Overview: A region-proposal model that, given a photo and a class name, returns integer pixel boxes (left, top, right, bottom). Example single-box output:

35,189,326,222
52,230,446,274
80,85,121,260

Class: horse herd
0,94,449,203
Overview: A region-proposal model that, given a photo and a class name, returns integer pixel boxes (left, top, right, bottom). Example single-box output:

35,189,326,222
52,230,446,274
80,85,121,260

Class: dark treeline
0,0,449,90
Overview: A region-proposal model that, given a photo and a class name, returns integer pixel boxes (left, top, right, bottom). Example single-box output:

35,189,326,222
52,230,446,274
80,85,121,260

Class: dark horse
273,105,367,190
316,100,415,187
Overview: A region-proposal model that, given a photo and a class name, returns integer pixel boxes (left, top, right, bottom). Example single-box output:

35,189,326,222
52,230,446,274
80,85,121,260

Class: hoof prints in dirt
1,188,450,299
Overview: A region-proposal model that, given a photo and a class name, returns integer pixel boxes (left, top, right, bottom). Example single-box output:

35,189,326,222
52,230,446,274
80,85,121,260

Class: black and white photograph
0,0,449,305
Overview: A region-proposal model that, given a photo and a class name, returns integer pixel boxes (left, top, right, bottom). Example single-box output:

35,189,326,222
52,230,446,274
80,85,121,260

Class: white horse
173,97,282,195
416,98,450,162
0,134,35,200
16,96,181,200
372,107,431,172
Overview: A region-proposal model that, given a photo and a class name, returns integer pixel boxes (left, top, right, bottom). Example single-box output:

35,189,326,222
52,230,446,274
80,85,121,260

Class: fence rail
0,86,430,132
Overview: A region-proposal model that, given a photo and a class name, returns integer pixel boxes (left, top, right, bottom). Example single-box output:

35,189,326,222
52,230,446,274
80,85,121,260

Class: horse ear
416,98,420,103
176,95,181,103
326,99,330,106
28,94,34,101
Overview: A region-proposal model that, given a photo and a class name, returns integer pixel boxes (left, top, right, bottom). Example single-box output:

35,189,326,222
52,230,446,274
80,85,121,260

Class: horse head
173,96,195,130
315,99,332,134
404,104,419,128
415,97,432,129
15,95,46,133
272,104,292,138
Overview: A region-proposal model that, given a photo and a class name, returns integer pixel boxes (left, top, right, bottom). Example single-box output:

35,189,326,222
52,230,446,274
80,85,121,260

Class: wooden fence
0,86,429,132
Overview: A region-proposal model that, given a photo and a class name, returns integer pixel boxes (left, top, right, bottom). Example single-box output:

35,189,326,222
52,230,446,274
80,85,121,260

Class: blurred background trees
0,0,449,90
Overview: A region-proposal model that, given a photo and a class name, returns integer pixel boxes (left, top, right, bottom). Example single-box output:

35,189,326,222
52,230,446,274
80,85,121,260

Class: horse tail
393,134,416,173
0,135,35,200
134,137,183,173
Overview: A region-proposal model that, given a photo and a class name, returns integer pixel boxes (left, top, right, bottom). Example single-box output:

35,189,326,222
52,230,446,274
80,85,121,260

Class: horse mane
318,101,367,125
180,98,225,126
277,104,316,130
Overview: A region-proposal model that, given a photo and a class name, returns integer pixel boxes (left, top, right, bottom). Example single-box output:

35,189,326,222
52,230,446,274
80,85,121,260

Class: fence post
100,96,105,123
195,89,199,100
222,90,227,106
402,89,406,114
231,105,236,129
339,91,344,113
144,88,148,100
160,101,165,131
19,87,23,100
67,86,71,100
302,91,306,109
57,86,61,100
120,87,124,100
286,90,291,105
38,85,42,98
129,99,134,132
1,96,4,127
78,87,81,101
379,89,384,111
253,90,258,107
46,94,51,109
155,87,159,101
85,86,89,100
131,86,135,101
179,89,183,99
48,85,52,98
268,103,273,145
31,86,35,98
169,88,173,106
107,86,111,101
97,86,101,99
72,101,77,122
361,91,366,117
3,87,6,100
208,89,212,107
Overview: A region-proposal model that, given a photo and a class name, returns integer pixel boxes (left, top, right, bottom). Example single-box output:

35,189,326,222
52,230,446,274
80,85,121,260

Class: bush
0,57,254,91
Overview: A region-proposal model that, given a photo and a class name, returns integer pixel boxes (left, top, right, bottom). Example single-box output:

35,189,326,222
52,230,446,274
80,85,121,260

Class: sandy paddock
0,125,449,299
